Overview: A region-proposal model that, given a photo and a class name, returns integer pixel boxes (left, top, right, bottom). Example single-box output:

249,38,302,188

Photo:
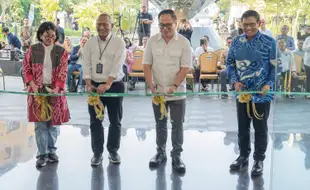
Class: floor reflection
36,164,59,190
232,170,265,190
0,121,36,176
298,134,310,170
107,164,121,190
91,165,104,190
2,123,310,189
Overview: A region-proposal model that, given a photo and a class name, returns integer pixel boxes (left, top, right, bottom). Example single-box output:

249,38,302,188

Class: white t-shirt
43,44,53,85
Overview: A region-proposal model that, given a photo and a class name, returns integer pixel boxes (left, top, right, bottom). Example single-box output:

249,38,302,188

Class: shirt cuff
266,81,274,90
83,74,91,79
55,80,65,90
25,75,33,85
109,73,117,78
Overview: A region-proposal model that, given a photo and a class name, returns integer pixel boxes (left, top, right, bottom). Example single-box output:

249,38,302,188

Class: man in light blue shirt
227,10,277,177
276,25,295,51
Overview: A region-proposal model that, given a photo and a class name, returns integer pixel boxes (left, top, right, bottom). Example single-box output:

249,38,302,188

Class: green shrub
64,29,82,37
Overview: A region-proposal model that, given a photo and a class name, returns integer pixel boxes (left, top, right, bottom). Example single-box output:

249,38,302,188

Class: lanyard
97,35,113,60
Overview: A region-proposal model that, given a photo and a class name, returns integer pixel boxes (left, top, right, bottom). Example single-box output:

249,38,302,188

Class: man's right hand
149,84,157,94
234,82,244,92
86,85,95,93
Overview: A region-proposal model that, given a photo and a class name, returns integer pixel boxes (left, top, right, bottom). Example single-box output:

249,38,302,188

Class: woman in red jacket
22,21,69,167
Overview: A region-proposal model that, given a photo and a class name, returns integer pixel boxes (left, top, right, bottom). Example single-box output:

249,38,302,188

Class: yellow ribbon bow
238,93,263,120
152,96,168,120
34,96,52,121
88,96,104,120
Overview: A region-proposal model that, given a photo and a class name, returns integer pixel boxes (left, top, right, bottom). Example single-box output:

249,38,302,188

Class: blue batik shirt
226,31,277,103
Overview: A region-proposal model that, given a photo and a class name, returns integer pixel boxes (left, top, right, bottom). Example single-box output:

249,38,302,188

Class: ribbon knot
34,96,52,121
88,96,104,120
152,96,168,120
238,93,263,120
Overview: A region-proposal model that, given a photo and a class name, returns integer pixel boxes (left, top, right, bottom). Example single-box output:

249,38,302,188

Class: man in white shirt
143,9,192,174
82,13,126,166
278,38,298,99
194,35,214,91
259,18,273,37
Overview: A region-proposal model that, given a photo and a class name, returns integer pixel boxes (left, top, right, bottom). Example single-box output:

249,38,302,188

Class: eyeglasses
42,33,56,40
159,23,174,29
243,23,257,28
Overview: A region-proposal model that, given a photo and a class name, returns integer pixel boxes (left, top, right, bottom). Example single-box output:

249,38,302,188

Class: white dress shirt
43,44,54,85
194,46,214,60
303,36,310,67
279,50,296,72
82,33,126,83
143,33,192,101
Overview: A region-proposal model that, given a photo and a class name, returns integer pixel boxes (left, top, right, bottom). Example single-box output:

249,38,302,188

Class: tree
7,0,25,26
59,0,87,28
73,0,140,32
232,0,310,36
38,0,60,22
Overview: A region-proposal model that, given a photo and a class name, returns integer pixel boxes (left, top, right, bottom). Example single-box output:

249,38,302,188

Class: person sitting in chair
67,37,88,92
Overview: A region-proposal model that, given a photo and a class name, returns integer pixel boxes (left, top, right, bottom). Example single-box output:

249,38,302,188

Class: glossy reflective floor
0,77,310,190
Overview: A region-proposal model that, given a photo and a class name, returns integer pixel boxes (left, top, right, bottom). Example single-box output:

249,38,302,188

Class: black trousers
88,81,124,156
236,101,270,161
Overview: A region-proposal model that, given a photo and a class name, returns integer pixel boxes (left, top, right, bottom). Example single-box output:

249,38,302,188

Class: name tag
96,62,103,73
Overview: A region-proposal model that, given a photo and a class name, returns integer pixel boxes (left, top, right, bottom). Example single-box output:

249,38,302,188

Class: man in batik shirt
226,10,277,176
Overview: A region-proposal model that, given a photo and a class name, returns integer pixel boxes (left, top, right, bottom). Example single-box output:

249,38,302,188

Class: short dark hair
203,35,209,41
36,21,59,42
56,18,60,22
226,36,232,41
123,37,132,47
2,27,9,33
158,9,177,21
241,10,260,22
277,37,286,44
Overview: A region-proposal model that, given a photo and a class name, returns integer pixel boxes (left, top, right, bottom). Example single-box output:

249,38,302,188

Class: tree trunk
293,9,301,38
65,11,72,29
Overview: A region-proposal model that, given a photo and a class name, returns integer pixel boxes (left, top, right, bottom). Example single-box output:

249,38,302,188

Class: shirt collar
157,32,178,41
98,33,112,42
242,30,261,41
43,43,54,50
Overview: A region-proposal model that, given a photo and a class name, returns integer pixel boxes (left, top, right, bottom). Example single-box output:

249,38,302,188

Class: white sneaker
77,85,84,93
0,68,3,74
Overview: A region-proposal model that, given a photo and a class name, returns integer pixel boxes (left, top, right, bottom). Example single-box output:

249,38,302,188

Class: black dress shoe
230,156,249,171
109,152,121,164
172,157,186,174
48,153,59,163
36,155,48,167
91,154,103,166
251,160,263,176
149,153,167,168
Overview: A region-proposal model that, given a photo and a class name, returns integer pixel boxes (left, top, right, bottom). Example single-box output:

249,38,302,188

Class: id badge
96,62,103,73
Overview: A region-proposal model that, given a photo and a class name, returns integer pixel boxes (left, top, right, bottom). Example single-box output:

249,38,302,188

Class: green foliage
38,0,60,21
64,28,82,37
73,0,139,31
216,0,231,20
